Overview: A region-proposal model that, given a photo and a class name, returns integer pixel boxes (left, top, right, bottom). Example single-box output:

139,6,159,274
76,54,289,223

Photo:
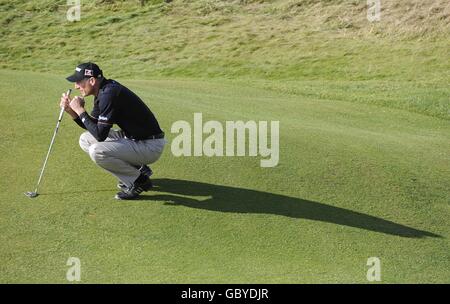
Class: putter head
25,191,39,198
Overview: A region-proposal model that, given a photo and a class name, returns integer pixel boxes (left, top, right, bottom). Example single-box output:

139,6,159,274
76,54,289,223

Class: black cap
66,62,103,82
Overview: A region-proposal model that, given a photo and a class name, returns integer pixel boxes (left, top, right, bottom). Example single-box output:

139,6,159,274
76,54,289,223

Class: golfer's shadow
141,178,440,239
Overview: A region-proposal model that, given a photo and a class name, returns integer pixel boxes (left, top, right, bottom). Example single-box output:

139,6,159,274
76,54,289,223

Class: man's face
75,78,94,96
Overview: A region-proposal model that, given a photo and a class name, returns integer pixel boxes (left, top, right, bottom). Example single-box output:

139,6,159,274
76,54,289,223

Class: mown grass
0,70,449,283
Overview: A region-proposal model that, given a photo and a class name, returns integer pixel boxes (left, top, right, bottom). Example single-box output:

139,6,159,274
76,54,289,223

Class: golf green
0,70,448,283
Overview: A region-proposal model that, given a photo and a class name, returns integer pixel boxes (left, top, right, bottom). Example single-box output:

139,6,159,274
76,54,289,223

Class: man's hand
69,96,86,116
60,92,78,119
60,92,71,110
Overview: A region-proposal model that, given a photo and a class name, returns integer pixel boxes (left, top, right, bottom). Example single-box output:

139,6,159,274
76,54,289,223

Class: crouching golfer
61,62,166,200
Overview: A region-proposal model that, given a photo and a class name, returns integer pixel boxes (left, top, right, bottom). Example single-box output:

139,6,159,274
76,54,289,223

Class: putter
25,89,72,198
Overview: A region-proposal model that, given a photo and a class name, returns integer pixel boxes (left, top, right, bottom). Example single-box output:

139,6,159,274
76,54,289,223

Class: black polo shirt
77,79,163,141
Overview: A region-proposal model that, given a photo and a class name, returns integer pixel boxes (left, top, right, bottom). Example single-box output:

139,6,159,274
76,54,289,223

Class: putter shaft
30,89,72,195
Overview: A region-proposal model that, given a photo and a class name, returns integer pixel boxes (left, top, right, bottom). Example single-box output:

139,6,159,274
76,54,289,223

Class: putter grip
58,89,72,121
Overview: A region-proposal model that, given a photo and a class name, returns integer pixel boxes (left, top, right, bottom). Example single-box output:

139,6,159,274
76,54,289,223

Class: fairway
0,69,448,283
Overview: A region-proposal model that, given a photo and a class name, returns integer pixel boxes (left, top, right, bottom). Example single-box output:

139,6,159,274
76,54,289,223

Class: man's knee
88,143,106,164
79,131,94,153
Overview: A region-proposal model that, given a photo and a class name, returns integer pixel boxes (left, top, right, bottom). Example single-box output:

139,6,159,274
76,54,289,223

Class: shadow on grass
140,178,440,239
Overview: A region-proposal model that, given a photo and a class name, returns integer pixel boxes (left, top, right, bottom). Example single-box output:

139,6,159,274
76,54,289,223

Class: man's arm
73,116,87,129
70,96,112,141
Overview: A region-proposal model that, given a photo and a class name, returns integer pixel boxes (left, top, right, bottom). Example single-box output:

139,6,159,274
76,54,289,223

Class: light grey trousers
79,130,166,187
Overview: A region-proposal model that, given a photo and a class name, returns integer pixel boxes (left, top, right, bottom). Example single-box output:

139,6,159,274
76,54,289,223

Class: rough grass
1,0,449,79
1,0,449,119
